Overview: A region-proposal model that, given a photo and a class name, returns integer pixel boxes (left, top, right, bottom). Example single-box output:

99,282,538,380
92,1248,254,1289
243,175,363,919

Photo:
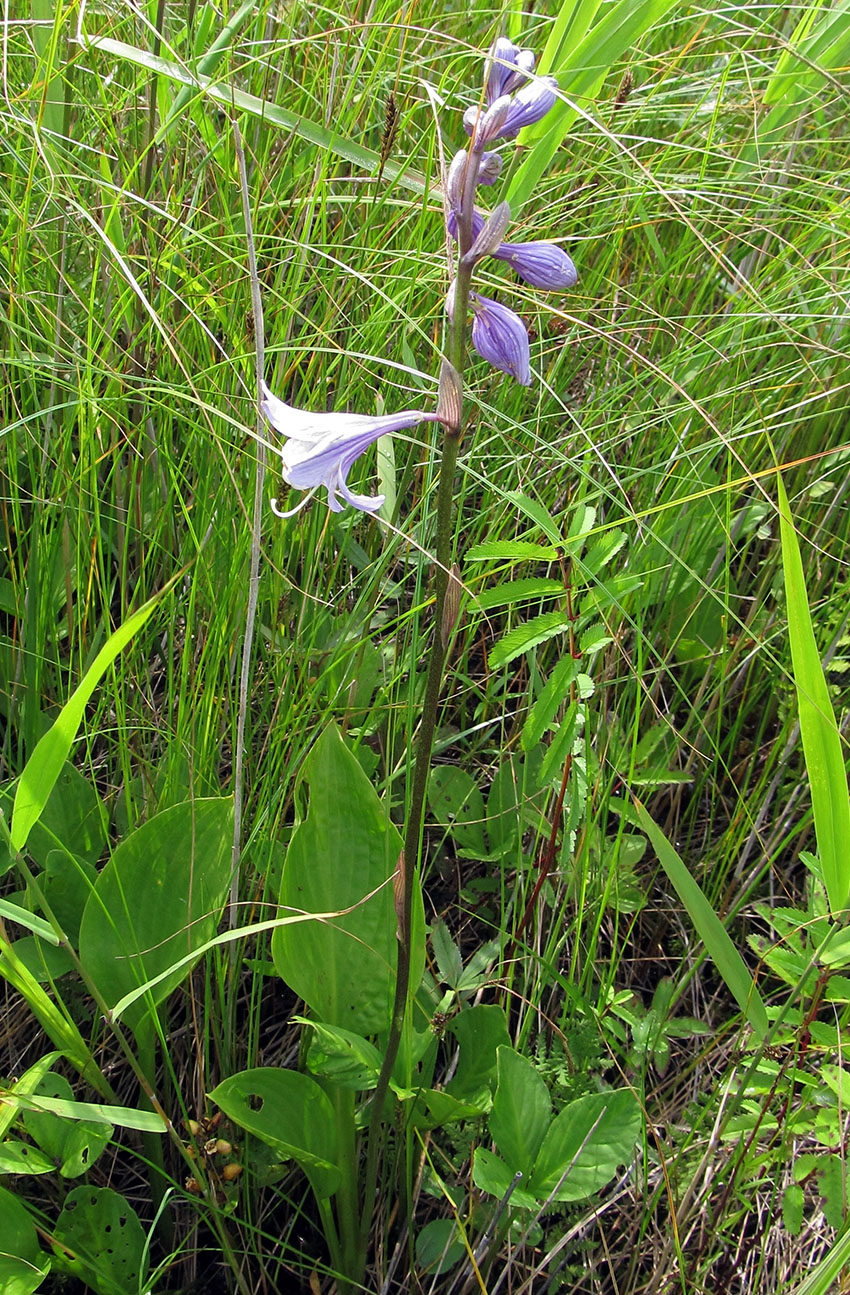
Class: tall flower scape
262,35,576,512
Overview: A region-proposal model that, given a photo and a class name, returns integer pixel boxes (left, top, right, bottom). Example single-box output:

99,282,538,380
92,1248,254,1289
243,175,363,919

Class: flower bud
496,240,577,290
469,292,531,385
498,77,559,139
446,148,469,213
463,94,511,148
477,151,503,185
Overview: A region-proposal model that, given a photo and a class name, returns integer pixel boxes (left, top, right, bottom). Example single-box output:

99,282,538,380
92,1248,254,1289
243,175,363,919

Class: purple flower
447,209,578,290
469,293,531,385
261,382,438,516
484,38,536,106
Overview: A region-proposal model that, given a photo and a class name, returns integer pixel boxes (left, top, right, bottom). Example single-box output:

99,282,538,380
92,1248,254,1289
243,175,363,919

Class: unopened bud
215,1139,233,1156
436,358,462,434
222,1162,243,1182
478,151,503,186
441,564,463,649
446,149,469,212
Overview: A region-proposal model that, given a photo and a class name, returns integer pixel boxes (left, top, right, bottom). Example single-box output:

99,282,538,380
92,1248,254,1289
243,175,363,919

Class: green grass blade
633,799,769,1039
82,34,428,195
11,593,163,853
158,0,258,138
508,0,681,208
777,472,850,914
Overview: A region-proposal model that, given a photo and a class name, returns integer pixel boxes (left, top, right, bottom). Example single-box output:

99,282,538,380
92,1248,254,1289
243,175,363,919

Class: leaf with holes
22,1074,111,1179
273,724,425,1035
52,1187,146,1295
210,1067,340,1199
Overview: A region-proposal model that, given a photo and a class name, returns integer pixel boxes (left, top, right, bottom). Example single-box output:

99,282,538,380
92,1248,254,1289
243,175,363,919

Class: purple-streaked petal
484,38,536,106
446,148,469,213
494,240,577,289
497,77,559,139
470,292,531,386
262,380,439,515
502,49,536,98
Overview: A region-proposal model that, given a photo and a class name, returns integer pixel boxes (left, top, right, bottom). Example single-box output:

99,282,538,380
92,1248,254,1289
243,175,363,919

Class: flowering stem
360,152,480,1268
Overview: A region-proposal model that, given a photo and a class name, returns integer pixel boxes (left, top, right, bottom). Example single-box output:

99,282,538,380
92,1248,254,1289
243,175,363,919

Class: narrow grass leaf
633,799,769,1039
11,595,162,852
83,36,427,195
3,1092,166,1134
778,472,850,914
509,0,682,208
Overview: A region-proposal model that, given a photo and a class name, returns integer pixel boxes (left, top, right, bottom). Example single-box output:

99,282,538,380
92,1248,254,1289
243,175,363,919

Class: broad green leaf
299,1018,383,1090
52,1188,146,1295
529,1088,641,1201
489,611,572,671
0,1141,54,1175
7,763,107,872
273,724,425,1036
509,0,682,208
0,1183,50,1294
428,767,487,856
78,798,233,1032
11,597,160,852
633,800,769,1038
416,1219,466,1276
431,918,464,989
490,1047,552,1178
446,1004,511,1103
84,36,427,196
210,1068,340,1198
472,1147,538,1210
778,472,850,914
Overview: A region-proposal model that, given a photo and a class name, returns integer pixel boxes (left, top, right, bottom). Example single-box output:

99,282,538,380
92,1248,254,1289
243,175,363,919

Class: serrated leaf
431,918,464,988
504,492,564,546
466,541,559,563
476,577,564,612
580,625,612,657
488,612,572,671
522,657,579,751
582,530,628,577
